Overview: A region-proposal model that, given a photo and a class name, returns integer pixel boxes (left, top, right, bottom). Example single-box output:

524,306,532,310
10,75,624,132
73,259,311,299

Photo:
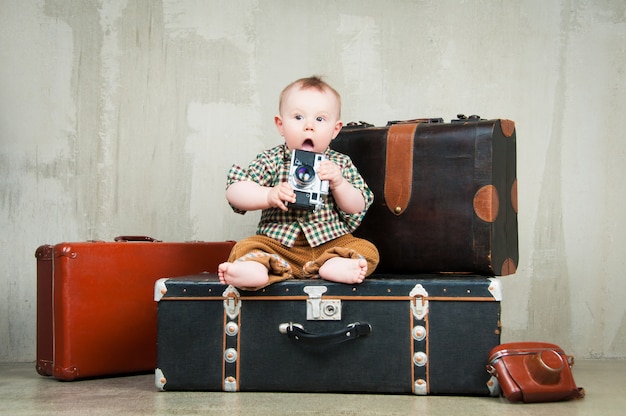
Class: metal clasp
410,284,429,320
223,286,241,319
304,286,341,321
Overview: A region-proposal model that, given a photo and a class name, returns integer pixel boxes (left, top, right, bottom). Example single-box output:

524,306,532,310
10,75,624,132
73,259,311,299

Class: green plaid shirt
227,144,373,248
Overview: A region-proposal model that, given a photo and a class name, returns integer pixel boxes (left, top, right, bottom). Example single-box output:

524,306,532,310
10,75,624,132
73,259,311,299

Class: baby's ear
331,120,343,139
274,115,284,135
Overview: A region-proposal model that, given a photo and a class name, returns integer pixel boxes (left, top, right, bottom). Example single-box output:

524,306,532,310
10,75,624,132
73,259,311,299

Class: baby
218,76,379,290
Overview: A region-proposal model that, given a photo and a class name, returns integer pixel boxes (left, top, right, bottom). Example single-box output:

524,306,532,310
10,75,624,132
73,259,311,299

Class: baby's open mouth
302,139,314,151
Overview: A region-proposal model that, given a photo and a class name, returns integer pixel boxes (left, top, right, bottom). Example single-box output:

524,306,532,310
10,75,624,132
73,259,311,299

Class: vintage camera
288,149,329,211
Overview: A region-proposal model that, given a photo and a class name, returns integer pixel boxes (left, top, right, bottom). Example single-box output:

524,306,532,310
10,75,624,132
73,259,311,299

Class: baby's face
274,87,343,153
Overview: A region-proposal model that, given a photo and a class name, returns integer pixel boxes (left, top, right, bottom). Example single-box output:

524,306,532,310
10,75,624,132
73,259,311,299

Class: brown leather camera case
486,342,585,402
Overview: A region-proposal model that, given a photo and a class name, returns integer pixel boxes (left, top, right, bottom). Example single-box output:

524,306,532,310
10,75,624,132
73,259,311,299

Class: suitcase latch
304,286,341,321
223,286,241,319
409,284,429,320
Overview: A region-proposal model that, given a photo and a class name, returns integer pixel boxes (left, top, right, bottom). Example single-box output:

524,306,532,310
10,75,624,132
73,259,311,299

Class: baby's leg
219,247,292,290
218,261,270,288
318,257,368,284
304,235,379,284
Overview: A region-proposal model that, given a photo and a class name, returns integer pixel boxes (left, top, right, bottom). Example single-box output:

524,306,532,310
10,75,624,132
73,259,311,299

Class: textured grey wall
1,0,625,361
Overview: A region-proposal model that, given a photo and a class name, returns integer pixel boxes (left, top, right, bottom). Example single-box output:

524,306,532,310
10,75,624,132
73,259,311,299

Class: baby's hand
317,160,345,190
268,182,296,211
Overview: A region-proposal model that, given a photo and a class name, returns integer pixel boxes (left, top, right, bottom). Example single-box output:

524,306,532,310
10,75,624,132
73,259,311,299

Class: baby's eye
295,115,303,120
316,116,325,122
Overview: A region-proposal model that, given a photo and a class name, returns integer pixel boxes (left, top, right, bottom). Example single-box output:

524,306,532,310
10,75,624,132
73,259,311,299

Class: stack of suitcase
35,117,516,395
153,116,518,395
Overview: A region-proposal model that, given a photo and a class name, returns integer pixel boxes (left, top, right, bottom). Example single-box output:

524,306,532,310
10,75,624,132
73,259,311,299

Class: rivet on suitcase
155,274,502,395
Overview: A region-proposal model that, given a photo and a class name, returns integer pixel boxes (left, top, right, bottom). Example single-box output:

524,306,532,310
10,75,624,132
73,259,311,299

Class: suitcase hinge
304,286,341,321
409,284,429,320
223,286,241,319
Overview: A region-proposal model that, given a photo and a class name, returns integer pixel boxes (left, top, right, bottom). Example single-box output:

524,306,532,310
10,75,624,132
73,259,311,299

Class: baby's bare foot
318,257,368,284
218,261,270,288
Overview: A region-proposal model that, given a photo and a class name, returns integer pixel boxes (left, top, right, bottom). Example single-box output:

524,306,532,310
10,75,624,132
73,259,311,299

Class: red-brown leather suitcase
35,236,235,380
331,116,518,276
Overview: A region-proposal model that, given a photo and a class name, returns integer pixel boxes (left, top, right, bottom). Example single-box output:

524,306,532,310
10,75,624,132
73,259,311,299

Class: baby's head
279,76,342,119
275,76,344,153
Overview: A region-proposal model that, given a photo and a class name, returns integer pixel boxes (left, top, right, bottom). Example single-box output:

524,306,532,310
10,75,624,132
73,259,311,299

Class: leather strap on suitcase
385,123,418,216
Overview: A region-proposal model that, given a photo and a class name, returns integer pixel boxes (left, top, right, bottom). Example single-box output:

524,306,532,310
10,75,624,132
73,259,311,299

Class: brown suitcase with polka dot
331,116,518,276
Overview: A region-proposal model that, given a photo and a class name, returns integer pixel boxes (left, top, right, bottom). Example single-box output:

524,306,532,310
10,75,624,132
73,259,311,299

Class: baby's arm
226,180,296,212
317,160,365,214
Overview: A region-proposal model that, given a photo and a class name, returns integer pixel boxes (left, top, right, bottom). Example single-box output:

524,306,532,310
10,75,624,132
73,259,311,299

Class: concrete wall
1,0,625,362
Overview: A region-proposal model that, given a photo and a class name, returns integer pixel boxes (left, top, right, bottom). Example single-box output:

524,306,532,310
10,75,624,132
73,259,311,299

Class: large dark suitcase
155,273,502,395
35,236,235,380
330,117,518,276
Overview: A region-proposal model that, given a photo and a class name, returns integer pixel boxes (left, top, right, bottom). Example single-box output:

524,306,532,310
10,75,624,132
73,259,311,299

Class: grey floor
0,360,623,415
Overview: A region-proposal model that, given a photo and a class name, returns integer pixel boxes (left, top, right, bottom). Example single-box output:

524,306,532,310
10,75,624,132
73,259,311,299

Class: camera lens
294,165,315,187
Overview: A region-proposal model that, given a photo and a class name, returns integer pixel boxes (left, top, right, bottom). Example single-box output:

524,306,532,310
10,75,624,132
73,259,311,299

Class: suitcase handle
114,236,162,242
278,322,371,346
386,117,444,125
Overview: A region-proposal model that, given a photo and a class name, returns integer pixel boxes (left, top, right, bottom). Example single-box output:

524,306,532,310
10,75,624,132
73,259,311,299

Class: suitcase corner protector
154,278,169,302
488,277,502,301
53,364,79,381
35,360,52,377
35,244,54,260
155,368,167,390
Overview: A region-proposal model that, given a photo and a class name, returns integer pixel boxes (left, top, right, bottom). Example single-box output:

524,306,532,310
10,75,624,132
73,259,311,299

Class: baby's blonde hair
278,76,342,117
